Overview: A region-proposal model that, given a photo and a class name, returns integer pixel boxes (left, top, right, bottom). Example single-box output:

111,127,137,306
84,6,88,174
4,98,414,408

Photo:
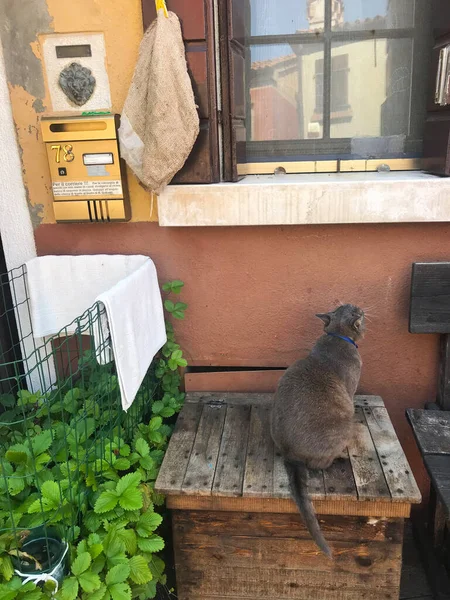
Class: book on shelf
435,45,450,106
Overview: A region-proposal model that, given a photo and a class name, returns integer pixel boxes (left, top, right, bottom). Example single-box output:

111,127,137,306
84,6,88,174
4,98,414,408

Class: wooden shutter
141,0,220,183
219,0,249,181
423,0,450,175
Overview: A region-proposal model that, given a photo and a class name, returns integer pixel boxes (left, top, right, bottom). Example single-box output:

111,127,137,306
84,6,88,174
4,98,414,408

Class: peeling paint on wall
13,116,45,227
9,83,52,225
22,180,44,228
0,0,53,102
28,201,45,228
0,41,37,267
0,0,158,224
32,98,45,113
0,0,53,225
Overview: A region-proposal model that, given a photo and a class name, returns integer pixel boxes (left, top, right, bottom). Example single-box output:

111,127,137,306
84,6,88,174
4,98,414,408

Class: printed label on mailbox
52,180,123,197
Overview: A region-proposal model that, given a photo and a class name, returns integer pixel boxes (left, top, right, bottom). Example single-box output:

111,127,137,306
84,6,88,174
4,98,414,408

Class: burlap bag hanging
119,10,199,194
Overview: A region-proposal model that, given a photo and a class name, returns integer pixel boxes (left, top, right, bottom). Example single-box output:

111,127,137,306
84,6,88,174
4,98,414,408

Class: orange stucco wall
35,220,450,498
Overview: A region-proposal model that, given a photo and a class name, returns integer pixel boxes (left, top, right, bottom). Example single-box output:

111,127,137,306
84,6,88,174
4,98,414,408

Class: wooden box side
172,510,404,600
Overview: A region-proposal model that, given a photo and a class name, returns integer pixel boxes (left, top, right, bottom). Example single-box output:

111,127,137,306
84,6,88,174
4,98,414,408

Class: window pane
246,0,432,164
250,44,324,141
250,0,324,35
330,39,415,154
332,0,414,31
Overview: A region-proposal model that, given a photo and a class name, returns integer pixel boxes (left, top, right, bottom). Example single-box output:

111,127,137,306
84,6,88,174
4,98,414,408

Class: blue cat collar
327,332,358,348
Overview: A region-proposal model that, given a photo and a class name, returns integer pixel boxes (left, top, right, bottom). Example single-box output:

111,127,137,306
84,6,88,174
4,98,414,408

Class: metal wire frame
0,265,156,573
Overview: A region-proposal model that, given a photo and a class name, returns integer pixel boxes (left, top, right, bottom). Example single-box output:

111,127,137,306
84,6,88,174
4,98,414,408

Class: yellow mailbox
41,115,130,223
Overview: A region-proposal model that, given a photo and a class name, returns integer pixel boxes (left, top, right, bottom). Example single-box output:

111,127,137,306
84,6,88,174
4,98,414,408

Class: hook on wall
155,0,168,17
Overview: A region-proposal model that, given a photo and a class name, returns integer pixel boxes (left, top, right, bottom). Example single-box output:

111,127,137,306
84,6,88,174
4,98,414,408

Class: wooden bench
406,409,450,600
156,392,421,600
407,261,450,598
407,409,450,520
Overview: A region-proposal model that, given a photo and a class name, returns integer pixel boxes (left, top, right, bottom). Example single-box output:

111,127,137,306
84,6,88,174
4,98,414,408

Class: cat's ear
316,313,331,326
352,316,363,331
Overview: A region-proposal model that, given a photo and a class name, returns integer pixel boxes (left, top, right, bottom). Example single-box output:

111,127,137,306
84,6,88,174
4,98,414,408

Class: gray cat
270,304,365,557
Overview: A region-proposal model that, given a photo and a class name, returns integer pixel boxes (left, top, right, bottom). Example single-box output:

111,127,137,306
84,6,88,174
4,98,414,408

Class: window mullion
323,0,332,139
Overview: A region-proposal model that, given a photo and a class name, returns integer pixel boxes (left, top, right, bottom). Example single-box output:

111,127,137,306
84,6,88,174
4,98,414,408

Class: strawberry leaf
114,458,130,471
59,576,79,600
116,473,141,496
137,535,165,553
31,431,52,455
106,563,130,586
148,417,162,432
41,480,61,507
135,439,149,457
163,300,174,313
109,582,131,600
118,487,143,511
89,584,109,600
136,512,162,537
71,552,91,577
78,571,101,593
95,491,118,514
129,556,153,585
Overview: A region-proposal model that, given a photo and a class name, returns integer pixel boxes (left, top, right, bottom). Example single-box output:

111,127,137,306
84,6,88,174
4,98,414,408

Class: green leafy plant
0,281,187,599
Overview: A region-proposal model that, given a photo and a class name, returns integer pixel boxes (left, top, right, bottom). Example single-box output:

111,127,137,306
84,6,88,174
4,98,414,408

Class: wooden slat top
156,394,421,513
406,409,450,455
406,408,450,517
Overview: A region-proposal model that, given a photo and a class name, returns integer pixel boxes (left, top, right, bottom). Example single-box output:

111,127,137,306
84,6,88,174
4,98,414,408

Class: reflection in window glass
246,0,431,162
250,44,324,141
250,0,324,35
315,54,349,114
330,39,414,151
331,0,414,31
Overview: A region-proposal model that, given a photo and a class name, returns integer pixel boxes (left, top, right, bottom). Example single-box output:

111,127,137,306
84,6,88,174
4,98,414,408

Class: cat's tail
284,459,333,558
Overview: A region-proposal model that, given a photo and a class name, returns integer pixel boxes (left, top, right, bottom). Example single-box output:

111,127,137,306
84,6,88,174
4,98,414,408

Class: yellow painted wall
4,0,157,225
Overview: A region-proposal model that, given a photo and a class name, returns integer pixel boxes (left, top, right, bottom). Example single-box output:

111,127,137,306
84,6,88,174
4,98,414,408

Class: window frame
141,0,450,181
245,0,431,171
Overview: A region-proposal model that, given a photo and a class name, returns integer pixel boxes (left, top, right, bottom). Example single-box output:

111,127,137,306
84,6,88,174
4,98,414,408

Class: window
247,0,433,167
143,0,450,181
314,54,349,118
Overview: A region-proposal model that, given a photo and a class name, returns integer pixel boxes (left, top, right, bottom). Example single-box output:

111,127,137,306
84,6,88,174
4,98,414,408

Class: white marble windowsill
157,171,450,227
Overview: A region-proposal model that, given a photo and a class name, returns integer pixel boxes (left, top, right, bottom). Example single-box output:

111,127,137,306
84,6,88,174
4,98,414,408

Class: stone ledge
157,171,450,227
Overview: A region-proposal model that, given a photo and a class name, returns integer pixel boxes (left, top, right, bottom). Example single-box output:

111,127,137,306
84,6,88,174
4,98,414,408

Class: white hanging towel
25,255,167,411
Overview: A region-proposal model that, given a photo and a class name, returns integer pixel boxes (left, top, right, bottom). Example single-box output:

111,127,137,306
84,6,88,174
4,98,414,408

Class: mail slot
41,115,130,223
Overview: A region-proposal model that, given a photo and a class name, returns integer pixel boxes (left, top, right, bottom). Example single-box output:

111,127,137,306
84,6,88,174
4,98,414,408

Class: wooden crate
156,394,421,600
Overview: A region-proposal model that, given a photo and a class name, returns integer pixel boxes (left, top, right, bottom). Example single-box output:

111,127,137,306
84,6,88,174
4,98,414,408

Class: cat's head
316,304,365,341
